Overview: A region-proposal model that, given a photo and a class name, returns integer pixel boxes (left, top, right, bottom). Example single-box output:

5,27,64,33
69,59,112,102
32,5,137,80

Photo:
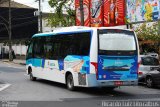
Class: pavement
0,61,160,107
1,59,26,65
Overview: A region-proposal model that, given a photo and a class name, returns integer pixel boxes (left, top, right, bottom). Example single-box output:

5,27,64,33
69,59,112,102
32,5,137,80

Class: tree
135,21,160,41
47,0,75,27
135,21,160,55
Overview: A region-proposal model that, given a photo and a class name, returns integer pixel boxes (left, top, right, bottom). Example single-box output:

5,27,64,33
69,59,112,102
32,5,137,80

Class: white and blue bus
26,26,139,90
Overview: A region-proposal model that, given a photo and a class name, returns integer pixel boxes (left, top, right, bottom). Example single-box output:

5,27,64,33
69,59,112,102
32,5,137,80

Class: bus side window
63,34,77,56
79,37,90,55
74,32,90,56
44,37,54,59
33,37,45,58
26,42,33,59
53,42,61,59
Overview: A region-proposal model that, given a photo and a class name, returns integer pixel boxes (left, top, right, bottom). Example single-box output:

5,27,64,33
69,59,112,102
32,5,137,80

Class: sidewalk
1,59,26,65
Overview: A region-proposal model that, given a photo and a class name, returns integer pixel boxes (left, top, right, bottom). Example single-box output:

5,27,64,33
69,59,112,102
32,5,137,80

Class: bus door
32,37,45,74
97,29,138,82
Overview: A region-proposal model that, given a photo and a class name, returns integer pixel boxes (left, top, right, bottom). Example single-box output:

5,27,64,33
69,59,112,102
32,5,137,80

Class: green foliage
48,0,75,27
135,21,160,41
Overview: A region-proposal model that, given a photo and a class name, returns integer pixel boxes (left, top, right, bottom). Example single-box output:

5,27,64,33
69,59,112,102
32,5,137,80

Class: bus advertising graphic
75,0,90,26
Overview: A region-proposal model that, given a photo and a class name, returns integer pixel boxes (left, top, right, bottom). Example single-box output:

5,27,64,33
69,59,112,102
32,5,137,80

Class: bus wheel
29,69,36,81
66,74,75,91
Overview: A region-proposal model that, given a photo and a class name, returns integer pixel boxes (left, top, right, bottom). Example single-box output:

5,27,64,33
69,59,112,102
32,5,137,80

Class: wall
42,18,55,32
1,44,28,55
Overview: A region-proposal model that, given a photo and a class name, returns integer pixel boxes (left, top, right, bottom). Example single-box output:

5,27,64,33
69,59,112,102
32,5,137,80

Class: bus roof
32,26,133,38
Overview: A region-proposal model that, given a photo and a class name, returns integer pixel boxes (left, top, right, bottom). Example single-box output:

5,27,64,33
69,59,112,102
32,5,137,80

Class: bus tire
66,74,75,91
29,69,36,81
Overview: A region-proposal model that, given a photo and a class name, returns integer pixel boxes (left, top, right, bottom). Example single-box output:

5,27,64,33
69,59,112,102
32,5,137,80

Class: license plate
114,81,123,86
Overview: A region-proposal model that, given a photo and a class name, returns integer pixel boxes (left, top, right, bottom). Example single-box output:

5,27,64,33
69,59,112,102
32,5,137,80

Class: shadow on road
36,79,66,89
25,79,160,101
35,79,132,95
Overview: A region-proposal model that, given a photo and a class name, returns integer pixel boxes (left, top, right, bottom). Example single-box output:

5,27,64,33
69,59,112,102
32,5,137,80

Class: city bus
26,26,139,91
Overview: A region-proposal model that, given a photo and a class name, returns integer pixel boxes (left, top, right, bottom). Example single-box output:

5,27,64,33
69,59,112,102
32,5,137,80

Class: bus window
59,32,91,58
44,37,54,59
33,37,45,58
53,42,61,59
79,37,90,55
98,29,137,56
26,42,33,59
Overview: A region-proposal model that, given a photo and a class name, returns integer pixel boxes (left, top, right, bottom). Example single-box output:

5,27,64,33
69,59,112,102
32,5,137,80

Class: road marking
0,83,11,92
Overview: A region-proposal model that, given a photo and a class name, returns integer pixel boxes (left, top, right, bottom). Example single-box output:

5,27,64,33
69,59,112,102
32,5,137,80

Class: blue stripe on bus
58,59,64,71
42,59,45,68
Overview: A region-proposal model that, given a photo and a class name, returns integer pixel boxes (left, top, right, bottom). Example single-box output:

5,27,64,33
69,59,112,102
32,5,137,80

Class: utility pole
79,0,84,26
35,0,43,33
9,0,13,61
38,0,42,33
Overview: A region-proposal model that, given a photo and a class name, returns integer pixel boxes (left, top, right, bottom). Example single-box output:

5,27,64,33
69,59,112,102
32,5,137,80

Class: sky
13,0,53,13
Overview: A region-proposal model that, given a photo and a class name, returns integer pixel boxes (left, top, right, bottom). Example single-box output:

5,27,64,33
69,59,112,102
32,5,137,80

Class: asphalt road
0,61,160,107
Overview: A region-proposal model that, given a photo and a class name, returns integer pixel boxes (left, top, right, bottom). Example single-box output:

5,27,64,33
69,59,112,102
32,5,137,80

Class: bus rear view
92,29,139,87
26,27,139,90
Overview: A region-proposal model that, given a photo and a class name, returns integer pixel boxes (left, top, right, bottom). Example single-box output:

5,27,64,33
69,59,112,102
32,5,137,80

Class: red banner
75,0,90,26
103,0,125,26
90,0,103,27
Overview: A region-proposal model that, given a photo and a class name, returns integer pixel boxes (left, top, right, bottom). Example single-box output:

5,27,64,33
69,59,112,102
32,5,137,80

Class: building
41,13,55,32
0,0,38,59
0,0,38,40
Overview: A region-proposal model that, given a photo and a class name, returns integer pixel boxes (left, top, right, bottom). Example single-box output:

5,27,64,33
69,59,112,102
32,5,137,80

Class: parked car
145,52,159,59
138,55,160,88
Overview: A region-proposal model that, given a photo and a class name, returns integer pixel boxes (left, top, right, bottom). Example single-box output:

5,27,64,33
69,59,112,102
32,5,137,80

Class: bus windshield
98,29,137,55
